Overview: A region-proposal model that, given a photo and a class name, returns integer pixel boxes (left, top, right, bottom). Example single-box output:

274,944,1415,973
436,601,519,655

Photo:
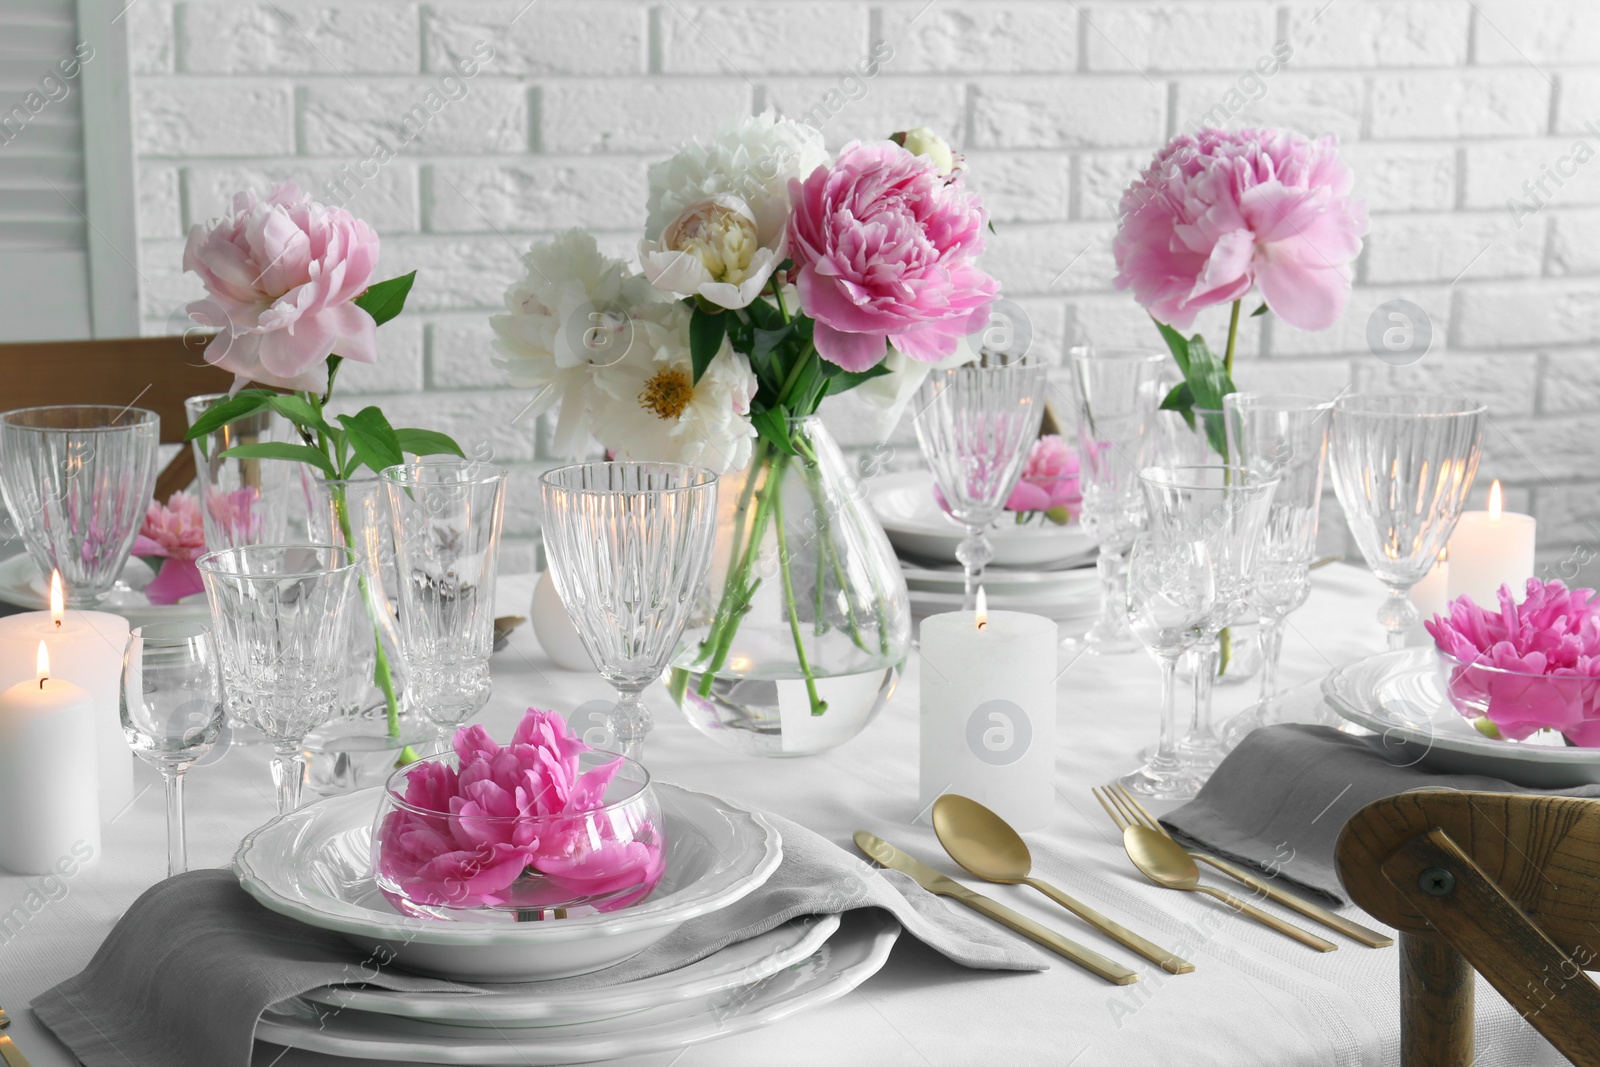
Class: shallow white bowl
867,471,1096,569
234,784,782,982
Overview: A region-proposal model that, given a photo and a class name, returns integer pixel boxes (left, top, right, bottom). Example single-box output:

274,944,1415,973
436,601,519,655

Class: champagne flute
120,622,224,877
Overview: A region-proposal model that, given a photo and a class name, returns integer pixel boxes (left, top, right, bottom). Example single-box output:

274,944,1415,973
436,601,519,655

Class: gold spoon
932,794,1194,974
1119,823,1337,952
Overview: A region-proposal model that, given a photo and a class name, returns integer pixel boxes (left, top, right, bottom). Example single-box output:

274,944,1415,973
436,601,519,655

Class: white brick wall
128,0,1600,580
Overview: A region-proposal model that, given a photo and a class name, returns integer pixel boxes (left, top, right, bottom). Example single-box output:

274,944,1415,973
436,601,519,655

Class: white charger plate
867,471,1096,568
257,910,899,1065
234,785,782,982
0,552,209,629
1323,647,1600,788
300,912,842,1028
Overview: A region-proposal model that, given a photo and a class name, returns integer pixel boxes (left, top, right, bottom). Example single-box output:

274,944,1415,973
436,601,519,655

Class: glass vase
300,474,428,794
669,417,911,757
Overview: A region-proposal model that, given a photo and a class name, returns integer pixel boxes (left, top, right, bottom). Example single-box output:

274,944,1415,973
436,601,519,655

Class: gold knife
1192,852,1393,948
854,830,1139,985
0,1002,33,1067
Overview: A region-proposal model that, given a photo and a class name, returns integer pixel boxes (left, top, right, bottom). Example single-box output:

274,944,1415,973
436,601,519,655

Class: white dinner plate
1323,647,1600,788
0,552,210,629
867,471,1096,568
300,912,842,1028
257,909,900,1065
234,785,782,982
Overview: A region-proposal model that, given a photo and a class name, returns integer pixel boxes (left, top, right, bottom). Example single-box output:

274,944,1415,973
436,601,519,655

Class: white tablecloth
0,566,1569,1066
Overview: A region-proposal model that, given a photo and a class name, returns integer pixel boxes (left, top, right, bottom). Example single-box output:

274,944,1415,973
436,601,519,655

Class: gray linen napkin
33,813,1043,1067
1162,723,1600,905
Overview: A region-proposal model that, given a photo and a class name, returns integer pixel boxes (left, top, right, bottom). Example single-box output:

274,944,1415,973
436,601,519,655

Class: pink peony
787,141,998,371
1113,127,1368,332
132,492,206,605
205,485,263,544
183,181,381,392
374,708,665,913
1425,579,1600,744
1006,435,1082,515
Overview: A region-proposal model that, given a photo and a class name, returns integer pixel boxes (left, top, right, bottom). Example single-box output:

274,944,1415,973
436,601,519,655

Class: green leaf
266,394,334,434
219,442,337,479
394,427,465,458
336,407,405,476
743,297,783,332
183,389,275,441
1158,382,1197,431
689,305,727,384
1250,302,1269,317
1153,319,1191,376
823,362,893,398
751,405,798,455
751,324,794,358
354,272,417,328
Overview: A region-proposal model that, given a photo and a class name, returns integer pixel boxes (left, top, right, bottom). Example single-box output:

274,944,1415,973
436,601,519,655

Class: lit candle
919,588,1057,831
1446,481,1537,608
1410,550,1450,620
0,571,132,819
0,642,100,874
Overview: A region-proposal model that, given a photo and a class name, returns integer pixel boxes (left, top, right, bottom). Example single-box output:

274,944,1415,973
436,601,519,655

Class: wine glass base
1219,703,1273,750
1120,764,1202,801
1176,735,1229,773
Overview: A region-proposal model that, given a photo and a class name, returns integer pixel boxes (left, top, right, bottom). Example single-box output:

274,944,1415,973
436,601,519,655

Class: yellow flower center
639,367,693,420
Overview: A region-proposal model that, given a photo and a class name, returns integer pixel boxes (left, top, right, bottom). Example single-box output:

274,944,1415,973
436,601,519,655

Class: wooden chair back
0,335,235,500
1335,791,1600,1066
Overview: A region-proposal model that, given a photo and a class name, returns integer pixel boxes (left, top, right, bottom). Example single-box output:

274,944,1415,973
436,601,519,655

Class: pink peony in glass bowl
370,709,667,921
1434,652,1600,746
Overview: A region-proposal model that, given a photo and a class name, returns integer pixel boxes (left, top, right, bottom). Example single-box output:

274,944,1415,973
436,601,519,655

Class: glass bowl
371,749,666,921
1436,649,1600,745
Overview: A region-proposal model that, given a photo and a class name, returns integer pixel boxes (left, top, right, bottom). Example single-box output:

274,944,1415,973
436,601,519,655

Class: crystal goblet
184,393,298,550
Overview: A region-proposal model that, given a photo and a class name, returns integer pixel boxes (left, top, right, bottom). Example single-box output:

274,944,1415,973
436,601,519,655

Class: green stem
1223,297,1242,378
770,455,827,716
695,452,781,696
792,436,871,655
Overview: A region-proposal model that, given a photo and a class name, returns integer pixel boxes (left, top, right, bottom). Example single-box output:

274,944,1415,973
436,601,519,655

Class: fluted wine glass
912,353,1049,609
1139,464,1278,774
120,622,224,876
1123,533,1214,799
0,406,159,606
1221,394,1332,748
540,462,718,762
1064,347,1166,653
382,460,507,746
1328,394,1486,650
198,545,361,814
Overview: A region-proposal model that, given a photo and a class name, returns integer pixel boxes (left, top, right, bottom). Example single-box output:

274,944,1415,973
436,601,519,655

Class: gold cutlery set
856,784,1391,985
0,1001,32,1067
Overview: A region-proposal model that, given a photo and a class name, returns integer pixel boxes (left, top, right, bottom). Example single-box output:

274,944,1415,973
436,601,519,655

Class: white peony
490,230,664,456
640,110,826,310
591,302,759,474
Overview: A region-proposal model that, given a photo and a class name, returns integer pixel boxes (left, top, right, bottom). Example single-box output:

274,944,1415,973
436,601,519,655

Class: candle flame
975,586,988,630
1488,479,1503,520
49,570,63,626
35,641,48,687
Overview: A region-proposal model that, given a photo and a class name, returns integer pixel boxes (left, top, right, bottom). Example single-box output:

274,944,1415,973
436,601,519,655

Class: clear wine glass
120,621,224,876
1328,394,1486,650
0,406,159,607
1139,464,1278,774
184,394,297,550
1064,347,1166,653
1221,394,1333,748
197,544,362,814
911,353,1049,609
1123,533,1214,799
539,462,719,762
382,460,508,748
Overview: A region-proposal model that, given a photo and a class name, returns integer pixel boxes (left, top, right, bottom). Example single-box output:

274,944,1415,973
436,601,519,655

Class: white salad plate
234,784,783,982
0,552,209,629
1323,647,1600,788
256,910,900,1065
867,471,1096,569
299,912,842,1028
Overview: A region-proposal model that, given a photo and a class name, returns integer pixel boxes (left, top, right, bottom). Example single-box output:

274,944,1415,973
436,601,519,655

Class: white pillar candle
919,591,1057,832
0,572,132,820
1410,553,1450,620
1447,481,1536,608
0,643,100,874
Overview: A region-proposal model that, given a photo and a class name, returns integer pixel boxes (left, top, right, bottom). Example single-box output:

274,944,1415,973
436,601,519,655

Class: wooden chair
1335,791,1600,1066
0,335,235,500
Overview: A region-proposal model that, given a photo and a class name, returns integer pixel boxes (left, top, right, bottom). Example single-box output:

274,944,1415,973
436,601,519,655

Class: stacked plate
234,785,900,1063
867,471,1098,620
0,553,209,628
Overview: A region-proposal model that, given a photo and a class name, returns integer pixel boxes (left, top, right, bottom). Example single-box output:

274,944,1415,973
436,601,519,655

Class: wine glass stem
1378,583,1419,651
1257,615,1285,708
1094,545,1130,637
163,768,186,878
955,525,993,610
270,743,306,815
1190,640,1220,741
1154,653,1182,770
611,688,652,762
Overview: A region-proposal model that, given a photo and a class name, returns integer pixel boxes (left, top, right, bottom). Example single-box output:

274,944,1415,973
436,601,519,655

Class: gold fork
1093,785,1337,951
1108,783,1392,948
0,1001,34,1067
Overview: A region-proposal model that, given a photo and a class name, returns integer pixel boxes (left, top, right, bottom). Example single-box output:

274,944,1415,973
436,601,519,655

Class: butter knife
854,830,1139,985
